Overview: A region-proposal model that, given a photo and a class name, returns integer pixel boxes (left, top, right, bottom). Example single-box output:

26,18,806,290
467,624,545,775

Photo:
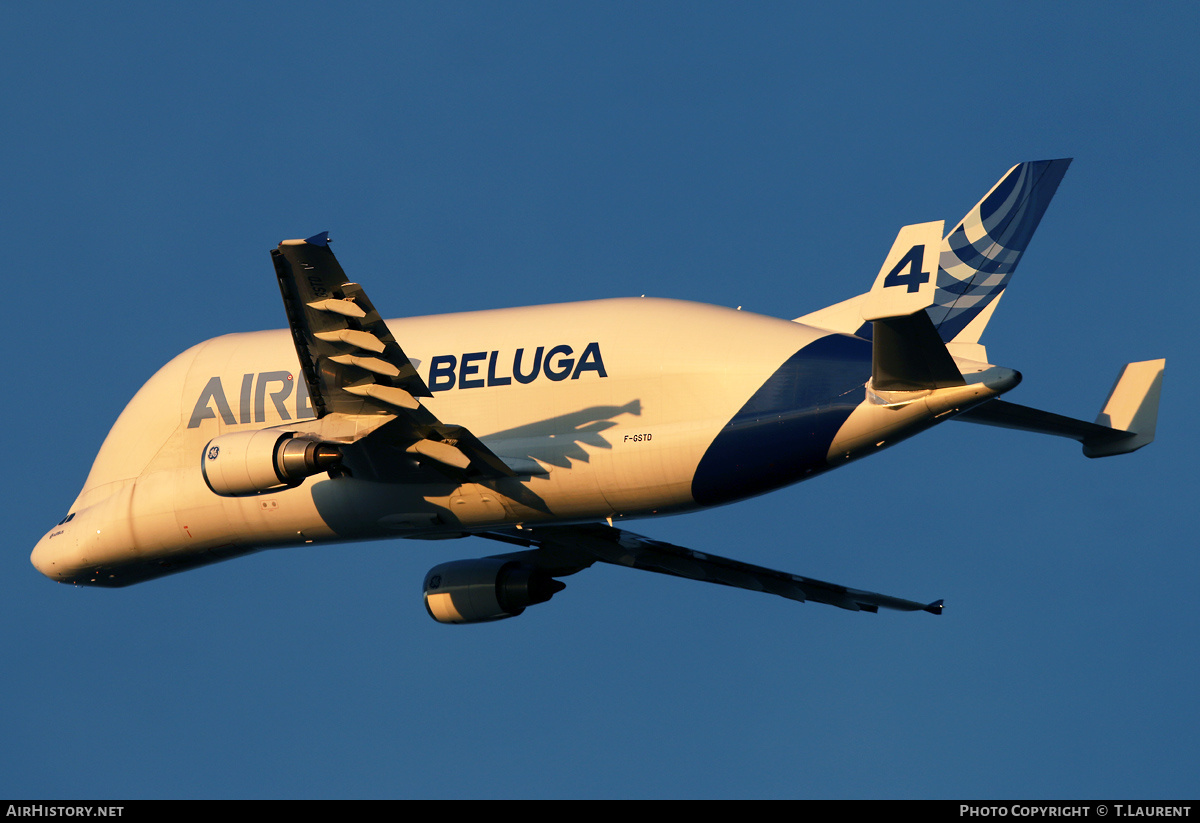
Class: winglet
280,231,331,247
954,359,1166,458
924,599,944,615
1084,359,1165,457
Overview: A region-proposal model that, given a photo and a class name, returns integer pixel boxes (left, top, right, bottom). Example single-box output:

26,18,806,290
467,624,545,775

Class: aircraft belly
825,371,1025,468
592,413,722,515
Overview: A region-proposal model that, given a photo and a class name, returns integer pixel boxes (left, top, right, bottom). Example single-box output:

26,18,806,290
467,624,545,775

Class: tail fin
929,158,1072,343
795,159,1073,350
1086,359,1165,456
861,220,966,391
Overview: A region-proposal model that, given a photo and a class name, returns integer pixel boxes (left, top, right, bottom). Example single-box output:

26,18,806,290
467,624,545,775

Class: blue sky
3,2,1196,799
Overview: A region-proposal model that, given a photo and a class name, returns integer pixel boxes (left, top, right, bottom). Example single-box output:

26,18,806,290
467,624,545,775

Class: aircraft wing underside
479,523,943,614
272,232,432,418
271,232,514,478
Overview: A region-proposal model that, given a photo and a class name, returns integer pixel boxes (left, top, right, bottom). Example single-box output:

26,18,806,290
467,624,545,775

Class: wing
271,232,514,478
272,231,431,418
479,523,943,614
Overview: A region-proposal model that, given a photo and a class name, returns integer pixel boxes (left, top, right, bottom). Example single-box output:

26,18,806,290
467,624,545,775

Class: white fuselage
32,297,1009,586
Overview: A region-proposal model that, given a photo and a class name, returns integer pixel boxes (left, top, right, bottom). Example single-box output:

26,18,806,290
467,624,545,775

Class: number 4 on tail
861,220,944,322
883,244,930,293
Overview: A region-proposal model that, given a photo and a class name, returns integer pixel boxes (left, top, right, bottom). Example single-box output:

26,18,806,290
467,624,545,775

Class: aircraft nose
32,492,143,586
31,528,75,583
30,506,111,585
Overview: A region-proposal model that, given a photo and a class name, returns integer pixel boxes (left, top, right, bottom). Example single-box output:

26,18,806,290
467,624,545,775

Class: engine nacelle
423,558,566,624
202,429,342,497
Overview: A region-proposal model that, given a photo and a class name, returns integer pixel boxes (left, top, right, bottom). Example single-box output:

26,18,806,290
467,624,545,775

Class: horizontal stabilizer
870,312,966,391
955,359,1165,457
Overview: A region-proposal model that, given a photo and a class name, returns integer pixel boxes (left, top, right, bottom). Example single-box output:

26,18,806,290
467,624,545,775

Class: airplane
31,159,1165,623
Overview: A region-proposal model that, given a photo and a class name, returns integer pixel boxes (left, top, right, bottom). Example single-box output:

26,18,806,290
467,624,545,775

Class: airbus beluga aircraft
32,159,1164,623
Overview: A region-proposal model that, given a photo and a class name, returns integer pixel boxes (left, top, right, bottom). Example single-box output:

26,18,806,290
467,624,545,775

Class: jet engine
201,429,342,497
423,558,566,624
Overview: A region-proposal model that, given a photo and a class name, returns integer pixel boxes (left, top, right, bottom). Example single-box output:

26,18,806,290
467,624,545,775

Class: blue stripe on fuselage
690,333,871,506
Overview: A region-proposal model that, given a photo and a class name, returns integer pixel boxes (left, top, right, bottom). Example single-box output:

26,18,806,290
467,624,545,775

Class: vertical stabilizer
930,159,1072,342
795,160,1073,348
